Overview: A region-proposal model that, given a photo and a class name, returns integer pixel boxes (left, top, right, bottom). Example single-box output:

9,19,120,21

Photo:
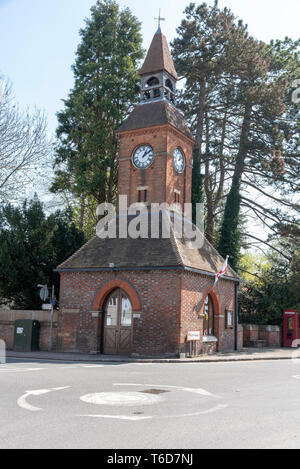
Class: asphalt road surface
1,357,300,449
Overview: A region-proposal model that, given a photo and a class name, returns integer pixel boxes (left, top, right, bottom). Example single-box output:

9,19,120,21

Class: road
1,357,300,449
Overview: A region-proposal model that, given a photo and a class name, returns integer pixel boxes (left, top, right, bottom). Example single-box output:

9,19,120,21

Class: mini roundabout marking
78,383,228,421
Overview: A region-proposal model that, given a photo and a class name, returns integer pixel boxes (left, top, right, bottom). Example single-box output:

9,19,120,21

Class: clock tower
117,27,195,209
56,25,239,359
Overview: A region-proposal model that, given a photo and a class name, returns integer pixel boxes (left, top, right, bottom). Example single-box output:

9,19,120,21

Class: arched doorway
103,288,133,355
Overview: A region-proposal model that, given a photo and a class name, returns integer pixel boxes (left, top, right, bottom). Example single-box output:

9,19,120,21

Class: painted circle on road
79,384,228,420
80,391,165,407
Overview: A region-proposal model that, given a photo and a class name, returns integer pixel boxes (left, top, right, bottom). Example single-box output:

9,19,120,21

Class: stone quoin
56,26,240,357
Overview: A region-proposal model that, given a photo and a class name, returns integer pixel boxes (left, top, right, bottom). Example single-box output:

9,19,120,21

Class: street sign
50,298,55,306
187,331,201,342
42,304,52,311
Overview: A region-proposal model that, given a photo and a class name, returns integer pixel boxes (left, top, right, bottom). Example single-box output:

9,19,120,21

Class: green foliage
239,228,300,325
0,196,85,310
218,179,242,270
191,158,204,224
172,2,299,265
51,0,144,229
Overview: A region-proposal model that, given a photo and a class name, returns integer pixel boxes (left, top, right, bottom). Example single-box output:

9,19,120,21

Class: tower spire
154,9,165,33
138,26,178,104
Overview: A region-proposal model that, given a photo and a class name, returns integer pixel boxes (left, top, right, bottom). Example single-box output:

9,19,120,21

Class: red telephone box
283,310,299,347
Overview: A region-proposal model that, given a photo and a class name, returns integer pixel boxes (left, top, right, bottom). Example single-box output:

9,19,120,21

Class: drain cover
140,389,170,395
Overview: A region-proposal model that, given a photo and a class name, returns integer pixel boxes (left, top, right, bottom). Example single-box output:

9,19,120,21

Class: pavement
5,347,299,363
1,356,300,448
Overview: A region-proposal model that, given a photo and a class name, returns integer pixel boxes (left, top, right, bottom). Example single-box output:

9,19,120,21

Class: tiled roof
139,30,178,80
118,100,194,140
57,214,239,281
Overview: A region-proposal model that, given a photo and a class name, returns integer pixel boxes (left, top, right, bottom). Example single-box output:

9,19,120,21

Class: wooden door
103,289,133,355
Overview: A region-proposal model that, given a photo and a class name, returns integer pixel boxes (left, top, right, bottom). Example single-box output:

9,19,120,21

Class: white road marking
81,365,105,368
79,414,152,421
166,403,229,418
80,392,165,406
0,367,45,373
17,386,71,412
79,383,226,421
113,383,216,397
132,363,158,366
59,366,78,369
79,403,228,422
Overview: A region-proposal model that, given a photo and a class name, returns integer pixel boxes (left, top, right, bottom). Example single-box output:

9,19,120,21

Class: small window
146,77,159,87
174,192,180,204
138,190,147,203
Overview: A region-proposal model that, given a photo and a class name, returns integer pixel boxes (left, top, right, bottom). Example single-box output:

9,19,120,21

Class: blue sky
0,0,299,136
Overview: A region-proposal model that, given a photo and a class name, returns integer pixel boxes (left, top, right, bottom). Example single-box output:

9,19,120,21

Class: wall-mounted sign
42,304,52,311
187,331,200,341
226,310,233,328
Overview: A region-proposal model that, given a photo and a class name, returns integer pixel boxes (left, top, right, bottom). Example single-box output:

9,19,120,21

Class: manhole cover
140,389,170,395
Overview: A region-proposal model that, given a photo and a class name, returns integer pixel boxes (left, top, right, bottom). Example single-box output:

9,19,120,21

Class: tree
0,79,51,202
171,2,236,241
172,3,299,270
0,196,85,309
51,0,144,235
218,36,298,269
239,222,299,325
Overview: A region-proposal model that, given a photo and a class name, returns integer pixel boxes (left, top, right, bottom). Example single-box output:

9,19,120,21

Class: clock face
174,148,185,173
132,144,154,169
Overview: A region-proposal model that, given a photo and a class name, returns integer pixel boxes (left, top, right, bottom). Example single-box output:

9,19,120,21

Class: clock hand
140,150,151,161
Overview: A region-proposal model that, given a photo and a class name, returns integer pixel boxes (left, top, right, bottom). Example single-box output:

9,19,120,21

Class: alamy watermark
96,196,205,249
0,339,6,364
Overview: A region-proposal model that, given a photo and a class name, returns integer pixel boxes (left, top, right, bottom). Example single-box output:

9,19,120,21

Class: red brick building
56,28,240,357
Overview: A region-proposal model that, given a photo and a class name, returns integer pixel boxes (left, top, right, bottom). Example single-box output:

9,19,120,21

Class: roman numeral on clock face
132,144,154,169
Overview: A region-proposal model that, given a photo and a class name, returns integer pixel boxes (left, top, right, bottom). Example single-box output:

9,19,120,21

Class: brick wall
180,271,235,354
0,310,58,351
118,125,193,208
58,269,237,356
238,324,243,350
242,324,281,348
59,270,182,356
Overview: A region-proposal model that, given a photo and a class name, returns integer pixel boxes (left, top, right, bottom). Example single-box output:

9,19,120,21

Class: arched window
203,295,214,336
146,76,159,88
165,79,173,91
105,289,132,327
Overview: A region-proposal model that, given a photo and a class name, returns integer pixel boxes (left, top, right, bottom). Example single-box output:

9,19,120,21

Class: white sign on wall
187,331,201,342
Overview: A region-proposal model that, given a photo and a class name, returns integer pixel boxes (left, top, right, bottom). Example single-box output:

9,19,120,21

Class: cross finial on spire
154,9,165,30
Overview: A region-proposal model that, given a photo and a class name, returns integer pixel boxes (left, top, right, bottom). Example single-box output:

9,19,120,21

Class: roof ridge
200,234,240,279
169,221,185,266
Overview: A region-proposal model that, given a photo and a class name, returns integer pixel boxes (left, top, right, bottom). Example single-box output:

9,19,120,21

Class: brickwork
58,269,237,356
55,31,238,358
180,271,235,354
242,324,281,348
118,125,193,208
238,324,243,350
243,324,259,346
